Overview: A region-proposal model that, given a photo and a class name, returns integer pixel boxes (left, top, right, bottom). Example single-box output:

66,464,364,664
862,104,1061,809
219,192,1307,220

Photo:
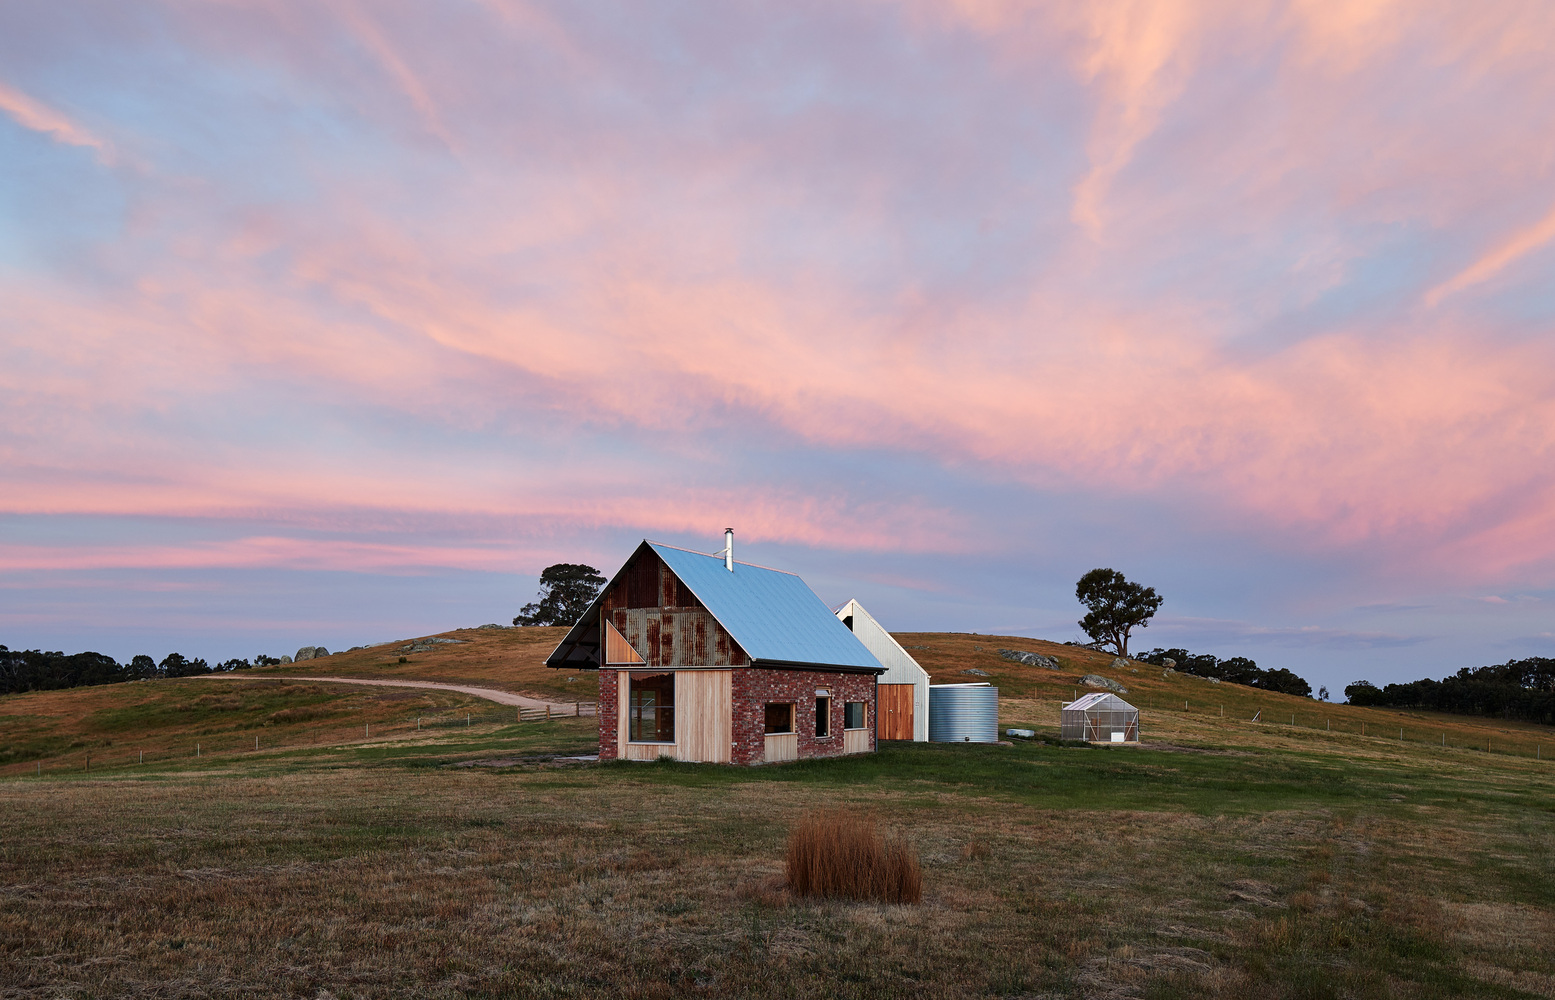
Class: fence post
466,714,470,727
575,702,580,717
546,705,551,721
197,743,200,757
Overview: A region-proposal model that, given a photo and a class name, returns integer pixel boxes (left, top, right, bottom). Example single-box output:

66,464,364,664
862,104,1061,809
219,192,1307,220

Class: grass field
2,632,1553,998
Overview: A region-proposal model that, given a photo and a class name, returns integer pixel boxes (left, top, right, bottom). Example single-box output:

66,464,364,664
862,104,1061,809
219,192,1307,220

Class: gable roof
833,598,928,683
1064,692,1137,712
546,540,884,672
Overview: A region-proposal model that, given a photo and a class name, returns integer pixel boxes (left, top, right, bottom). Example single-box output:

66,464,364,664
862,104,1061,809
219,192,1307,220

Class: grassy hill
2,631,1553,998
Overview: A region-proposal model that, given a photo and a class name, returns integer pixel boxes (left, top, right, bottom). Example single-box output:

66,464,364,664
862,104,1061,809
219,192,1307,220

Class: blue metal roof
647,543,882,671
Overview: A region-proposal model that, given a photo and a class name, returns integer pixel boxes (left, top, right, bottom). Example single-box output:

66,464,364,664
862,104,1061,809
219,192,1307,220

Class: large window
816,696,831,738
764,703,794,734
844,701,867,730
630,672,675,743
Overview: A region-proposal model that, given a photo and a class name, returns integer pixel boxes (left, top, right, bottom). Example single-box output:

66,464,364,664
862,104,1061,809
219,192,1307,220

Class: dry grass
266,625,591,702
0,678,514,777
785,810,923,904
3,629,1554,997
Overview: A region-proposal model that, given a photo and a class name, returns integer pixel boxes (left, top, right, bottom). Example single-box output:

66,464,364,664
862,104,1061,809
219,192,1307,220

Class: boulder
1081,674,1129,694
314,647,329,658
279,655,292,664
400,637,466,654
1110,656,1130,671
294,646,317,661
961,668,990,677
1161,658,1177,669
998,649,1061,671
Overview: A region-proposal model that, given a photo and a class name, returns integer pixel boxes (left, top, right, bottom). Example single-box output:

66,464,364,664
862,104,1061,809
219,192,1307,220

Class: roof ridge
645,539,800,577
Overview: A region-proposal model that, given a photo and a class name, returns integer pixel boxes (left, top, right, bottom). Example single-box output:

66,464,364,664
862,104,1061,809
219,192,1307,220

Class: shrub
784,810,922,905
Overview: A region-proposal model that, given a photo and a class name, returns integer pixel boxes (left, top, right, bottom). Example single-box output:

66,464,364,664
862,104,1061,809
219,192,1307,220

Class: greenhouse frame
1061,692,1140,743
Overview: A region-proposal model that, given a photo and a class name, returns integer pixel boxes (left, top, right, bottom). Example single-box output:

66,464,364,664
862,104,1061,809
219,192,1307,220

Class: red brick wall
600,667,877,765
731,668,876,765
598,669,619,759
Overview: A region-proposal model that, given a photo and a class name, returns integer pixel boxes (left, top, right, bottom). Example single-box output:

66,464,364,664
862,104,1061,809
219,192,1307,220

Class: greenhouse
1061,692,1139,743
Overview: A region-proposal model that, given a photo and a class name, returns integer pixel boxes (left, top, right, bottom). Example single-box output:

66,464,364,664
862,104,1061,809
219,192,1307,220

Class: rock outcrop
400,637,465,654
998,649,1061,671
1081,674,1128,694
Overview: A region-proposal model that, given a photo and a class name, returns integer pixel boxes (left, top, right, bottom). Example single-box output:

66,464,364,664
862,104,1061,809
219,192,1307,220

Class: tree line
1345,658,1555,725
1136,647,1314,697
0,645,282,695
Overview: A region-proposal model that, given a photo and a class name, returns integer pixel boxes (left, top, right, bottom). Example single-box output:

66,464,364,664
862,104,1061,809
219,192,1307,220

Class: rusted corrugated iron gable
602,546,707,615
610,607,747,667
602,545,748,667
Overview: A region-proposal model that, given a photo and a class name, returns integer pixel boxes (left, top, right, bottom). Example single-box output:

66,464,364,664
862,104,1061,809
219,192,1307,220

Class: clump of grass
784,810,922,904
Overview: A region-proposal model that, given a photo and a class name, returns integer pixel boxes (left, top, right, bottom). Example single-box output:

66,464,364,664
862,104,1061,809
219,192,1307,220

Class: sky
2,0,1553,695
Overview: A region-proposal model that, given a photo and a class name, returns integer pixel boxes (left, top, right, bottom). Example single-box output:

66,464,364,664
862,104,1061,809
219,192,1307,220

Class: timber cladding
879,683,915,740
675,669,733,763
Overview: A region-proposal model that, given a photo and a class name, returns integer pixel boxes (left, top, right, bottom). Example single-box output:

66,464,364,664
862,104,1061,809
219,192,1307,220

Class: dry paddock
2,752,1554,1000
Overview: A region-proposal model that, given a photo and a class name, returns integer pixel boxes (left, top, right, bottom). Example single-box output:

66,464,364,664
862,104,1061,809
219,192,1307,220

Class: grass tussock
784,809,922,904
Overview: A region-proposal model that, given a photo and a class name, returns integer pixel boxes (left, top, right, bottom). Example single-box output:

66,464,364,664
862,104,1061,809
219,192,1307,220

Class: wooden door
879,684,915,740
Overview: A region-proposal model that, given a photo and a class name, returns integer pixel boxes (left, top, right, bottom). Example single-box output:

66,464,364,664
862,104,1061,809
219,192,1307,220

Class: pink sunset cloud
2,0,1553,680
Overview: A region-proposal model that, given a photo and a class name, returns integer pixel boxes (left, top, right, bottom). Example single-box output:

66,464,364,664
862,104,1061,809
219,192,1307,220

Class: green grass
3,673,1554,998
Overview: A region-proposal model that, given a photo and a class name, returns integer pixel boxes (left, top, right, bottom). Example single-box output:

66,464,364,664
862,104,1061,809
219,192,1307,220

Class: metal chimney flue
724,528,734,572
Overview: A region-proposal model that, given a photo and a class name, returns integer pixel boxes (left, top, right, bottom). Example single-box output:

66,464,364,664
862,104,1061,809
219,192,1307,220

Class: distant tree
514,563,606,626
159,653,211,678
254,654,280,666
1345,680,1384,706
218,658,252,672
1138,646,1315,697
128,655,158,681
1256,667,1313,698
1075,568,1163,658
1318,685,1330,702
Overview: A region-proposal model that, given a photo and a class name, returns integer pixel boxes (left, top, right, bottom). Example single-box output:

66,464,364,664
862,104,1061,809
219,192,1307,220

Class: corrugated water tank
928,683,998,743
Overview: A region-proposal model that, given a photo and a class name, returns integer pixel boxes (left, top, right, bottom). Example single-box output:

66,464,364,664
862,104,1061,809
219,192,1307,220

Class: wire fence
6,702,598,779
1063,693,1551,762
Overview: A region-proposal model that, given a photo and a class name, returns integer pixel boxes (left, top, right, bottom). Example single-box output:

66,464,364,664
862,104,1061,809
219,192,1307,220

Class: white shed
1061,692,1140,743
834,599,930,741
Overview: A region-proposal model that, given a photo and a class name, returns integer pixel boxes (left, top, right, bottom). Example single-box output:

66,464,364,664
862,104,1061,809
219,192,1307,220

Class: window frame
628,671,676,744
815,696,831,738
844,701,868,731
764,702,795,735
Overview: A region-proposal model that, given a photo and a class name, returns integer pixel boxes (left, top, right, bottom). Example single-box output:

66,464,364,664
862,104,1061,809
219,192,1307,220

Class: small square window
844,701,866,730
815,697,831,738
764,703,794,734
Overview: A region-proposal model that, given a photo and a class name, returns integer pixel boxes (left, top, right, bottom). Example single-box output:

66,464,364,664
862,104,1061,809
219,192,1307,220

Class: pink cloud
0,79,109,157
4,0,1555,589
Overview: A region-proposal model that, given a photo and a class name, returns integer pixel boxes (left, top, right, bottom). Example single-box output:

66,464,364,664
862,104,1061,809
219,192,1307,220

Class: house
546,532,885,764
833,599,930,741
